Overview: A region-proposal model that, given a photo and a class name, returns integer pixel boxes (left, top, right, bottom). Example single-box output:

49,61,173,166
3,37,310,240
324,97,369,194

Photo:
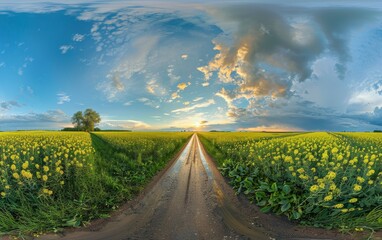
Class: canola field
199,132,382,230
0,131,191,233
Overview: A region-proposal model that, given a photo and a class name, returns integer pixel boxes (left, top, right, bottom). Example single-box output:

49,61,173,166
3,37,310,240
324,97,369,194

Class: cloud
57,93,70,104
198,4,380,123
201,82,209,87
171,99,215,113
138,97,159,108
98,35,160,101
123,101,133,106
171,92,180,100
0,109,68,124
181,54,188,60
72,33,85,42
146,78,167,96
17,57,34,76
99,119,151,130
237,125,303,132
193,97,204,102
177,82,190,91
0,101,21,111
167,65,181,83
59,45,73,54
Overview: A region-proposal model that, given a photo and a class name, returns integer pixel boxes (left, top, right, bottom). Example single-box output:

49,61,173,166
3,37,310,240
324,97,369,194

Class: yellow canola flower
43,166,49,172
22,161,29,169
326,171,336,180
10,164,16,171
324,195,333,202
42,175,48,182
366,169,375,176
13,172,20,179
357,177,365,183
310,185,319,192
333,203,344,208
353,184,362,192
21,170,33,179
349,198,358,203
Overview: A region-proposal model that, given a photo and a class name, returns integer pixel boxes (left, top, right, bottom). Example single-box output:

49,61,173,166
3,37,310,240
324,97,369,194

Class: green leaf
282,185,291,194
257,200,267,206
281,203,291,212
260,206,272,213
292,210,301,219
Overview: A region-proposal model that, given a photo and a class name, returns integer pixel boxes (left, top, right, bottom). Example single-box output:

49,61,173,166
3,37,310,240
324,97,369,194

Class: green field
199,132,382,231
0,131,191,234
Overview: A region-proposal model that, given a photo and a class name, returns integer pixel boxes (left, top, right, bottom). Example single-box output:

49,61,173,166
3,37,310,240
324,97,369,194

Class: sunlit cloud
177,82,190,91
193,97,204,102
171,99,215,113
99,119,151,130
181,54,188,60
237,125,303,132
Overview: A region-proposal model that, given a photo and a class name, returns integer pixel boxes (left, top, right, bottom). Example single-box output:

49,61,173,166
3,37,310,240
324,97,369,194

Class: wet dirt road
40,134,273,240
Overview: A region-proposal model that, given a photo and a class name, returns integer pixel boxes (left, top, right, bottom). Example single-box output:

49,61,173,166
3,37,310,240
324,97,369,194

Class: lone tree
71,109,101,131
71,111,84,130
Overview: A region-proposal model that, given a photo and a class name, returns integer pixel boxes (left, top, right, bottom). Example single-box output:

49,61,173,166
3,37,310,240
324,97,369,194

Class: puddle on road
196,136,214,181
167,134,195,176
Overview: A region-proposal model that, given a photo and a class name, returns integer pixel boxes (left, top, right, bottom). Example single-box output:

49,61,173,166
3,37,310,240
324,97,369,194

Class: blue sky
1,0,382,131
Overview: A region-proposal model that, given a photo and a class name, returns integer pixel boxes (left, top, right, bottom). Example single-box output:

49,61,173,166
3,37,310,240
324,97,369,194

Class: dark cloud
200,4,380,127
0,101,21,111
0,110,68,124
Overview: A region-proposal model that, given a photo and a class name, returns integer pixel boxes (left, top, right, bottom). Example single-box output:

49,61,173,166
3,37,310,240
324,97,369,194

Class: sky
1,0,382,131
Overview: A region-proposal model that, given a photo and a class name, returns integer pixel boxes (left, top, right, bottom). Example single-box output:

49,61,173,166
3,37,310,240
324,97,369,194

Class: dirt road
39,134,357,240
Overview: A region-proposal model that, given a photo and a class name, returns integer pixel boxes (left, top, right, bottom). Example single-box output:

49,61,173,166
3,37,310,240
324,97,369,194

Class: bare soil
32,134,381,240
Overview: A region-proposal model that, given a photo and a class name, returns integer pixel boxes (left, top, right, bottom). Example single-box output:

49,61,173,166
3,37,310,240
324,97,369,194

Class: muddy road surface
39,134,357,240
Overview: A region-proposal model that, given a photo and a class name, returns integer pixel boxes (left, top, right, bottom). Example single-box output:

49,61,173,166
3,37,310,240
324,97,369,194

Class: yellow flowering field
199,132,382,230
0,131,191,234
0,131,95,199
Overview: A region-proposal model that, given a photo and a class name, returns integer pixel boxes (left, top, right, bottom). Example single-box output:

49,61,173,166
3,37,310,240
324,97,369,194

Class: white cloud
73,33,85,42
57,93,70,104
59,45,74,54
171,99,215,113
349,90,382,113
99,35,160,101
123,101,133,106
138,97,159,108
202,82,209,87
193,97,204,102
99,119,151,129
167,65,181,83
181,54,188,60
